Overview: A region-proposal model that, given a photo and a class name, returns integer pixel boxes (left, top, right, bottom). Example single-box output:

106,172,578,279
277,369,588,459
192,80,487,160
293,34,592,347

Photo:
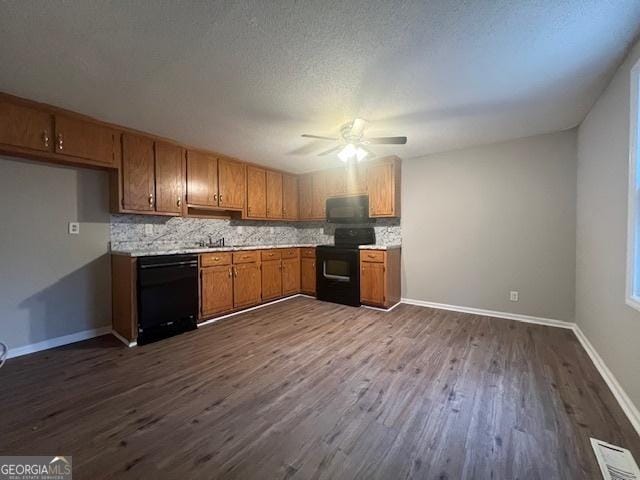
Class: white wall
576,39,640,407
0,156,111,351
402,130,577,321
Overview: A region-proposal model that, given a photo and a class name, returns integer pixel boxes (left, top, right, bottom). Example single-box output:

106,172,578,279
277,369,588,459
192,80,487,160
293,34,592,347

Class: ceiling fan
301,119,407,162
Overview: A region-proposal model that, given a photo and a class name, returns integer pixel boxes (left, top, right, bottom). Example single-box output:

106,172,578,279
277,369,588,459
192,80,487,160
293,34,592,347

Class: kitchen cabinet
298,173,313,220
54,114,119,167
201,265,234,317
155,141,184,215
311,170,327,219
300,248,316,295
346,164,367,195
325,167,347,197
233,262,262,308
0,99,52,152
283,174,299,220
246,166,267,219
186,150,218,207
282,257,301,295
266,170,283,219
360,248,401,308
122,134,155,212
262,259,282,300
218,157,245,210
367,157,401,217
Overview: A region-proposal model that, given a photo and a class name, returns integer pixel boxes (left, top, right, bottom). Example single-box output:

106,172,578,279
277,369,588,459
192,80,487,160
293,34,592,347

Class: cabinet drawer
301,247,316,258
281,248,299,259
201,252,232,267
261,249,282,261
233,250,260,264
361,250,385,263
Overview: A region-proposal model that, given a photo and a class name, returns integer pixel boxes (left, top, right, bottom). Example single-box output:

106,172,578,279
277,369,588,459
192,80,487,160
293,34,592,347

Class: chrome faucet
208,236,225,247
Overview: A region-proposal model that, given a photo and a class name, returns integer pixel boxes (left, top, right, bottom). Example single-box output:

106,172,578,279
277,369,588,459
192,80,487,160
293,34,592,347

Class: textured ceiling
1,1,639,172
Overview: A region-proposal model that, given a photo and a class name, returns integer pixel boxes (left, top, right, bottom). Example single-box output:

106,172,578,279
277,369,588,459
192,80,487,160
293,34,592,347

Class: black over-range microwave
326,195,370,223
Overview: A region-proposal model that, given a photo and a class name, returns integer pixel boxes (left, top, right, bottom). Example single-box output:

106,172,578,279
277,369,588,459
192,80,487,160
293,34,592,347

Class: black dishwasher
137,254,198,345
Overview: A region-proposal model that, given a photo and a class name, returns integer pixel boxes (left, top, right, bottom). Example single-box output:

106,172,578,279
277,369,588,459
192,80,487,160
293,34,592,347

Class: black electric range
316,227,376,307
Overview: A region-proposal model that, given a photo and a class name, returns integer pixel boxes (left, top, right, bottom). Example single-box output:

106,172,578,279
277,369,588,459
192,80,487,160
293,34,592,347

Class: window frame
625,57,640,311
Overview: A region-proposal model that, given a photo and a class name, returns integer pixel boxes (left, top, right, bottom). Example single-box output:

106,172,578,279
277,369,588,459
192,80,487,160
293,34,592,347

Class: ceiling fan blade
365,136,407,145
301,134,339,141
318,145,341,156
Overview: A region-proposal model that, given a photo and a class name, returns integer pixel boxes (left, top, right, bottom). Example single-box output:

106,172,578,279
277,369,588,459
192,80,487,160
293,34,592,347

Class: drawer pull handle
57,133,63,151
214,257,220,261
42,131,49,147
367,254,376,258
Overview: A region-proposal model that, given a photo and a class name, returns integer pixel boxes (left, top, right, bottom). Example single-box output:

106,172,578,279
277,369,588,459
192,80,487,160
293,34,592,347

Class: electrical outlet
510,291,519,302
144,224,153,235
68,222,80,235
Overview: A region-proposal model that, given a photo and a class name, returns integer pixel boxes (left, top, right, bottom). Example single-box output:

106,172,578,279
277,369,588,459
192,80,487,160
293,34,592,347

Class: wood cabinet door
0,99,52,152
266,170,283,219
282,174,298,220
187,150,218,207
201,265,234,317
298,173,313,220
301,257,316,294
367,162,395,216
346,164,367,195
326,167,347,197
311,171,327,219
361,262,385,305
233,263,262,308
218,157,245,210
154,141,184,215
54,114,117,166
246,166,267,218
261,259,282,300
122,133,155,212
282,258,301,295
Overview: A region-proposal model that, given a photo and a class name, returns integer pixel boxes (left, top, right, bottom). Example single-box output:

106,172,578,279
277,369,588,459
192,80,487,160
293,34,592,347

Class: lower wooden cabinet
301,257,316,295
262,259,282,300
360,248,401,308
201,265,234,316
233,262,262,308
282,257,301,295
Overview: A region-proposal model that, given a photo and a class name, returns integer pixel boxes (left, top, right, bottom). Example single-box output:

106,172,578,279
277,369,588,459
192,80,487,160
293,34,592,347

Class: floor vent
591,438,640,480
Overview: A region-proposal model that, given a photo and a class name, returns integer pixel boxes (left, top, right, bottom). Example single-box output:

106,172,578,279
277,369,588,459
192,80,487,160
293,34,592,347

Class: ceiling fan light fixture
337,143,357,162
355,146,368,162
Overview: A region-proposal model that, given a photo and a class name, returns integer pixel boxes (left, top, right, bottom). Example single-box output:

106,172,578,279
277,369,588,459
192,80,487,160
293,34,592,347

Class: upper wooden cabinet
0,99,52,153
346,164,367,195
186,150,218,207
218,157,245,210
246,166,267,219
367,157,401,217
325,168,347,197
155,141,184,215
122,134,155,212
282,174,298,220
298,173,313,220
266,170,283,219
311,170,327,219
54,114,119,167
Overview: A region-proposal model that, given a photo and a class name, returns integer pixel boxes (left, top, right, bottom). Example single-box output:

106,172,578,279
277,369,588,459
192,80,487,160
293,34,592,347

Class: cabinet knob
42,131,49,148
213,193,218,202
56,133,63,151
148,193,154,206
219,194,223,203
228,267,232,277
177,196,182,207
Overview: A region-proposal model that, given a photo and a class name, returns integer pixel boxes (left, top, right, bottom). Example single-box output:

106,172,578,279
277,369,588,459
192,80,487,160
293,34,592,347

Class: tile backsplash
110,215,401,251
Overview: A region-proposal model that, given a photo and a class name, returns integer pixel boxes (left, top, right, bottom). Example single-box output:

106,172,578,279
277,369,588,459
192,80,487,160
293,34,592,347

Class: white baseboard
573,326,640,437
401,297,575,329
6,326,112,359
111,329,137,348
401,297,640,438
362,301,402,312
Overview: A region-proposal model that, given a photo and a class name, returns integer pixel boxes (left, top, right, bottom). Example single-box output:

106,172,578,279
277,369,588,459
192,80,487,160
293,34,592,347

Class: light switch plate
510,291,519,302
68,222,80,235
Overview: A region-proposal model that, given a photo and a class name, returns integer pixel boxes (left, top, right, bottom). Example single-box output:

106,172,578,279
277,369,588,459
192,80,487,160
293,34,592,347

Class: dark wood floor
1,297,638,479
